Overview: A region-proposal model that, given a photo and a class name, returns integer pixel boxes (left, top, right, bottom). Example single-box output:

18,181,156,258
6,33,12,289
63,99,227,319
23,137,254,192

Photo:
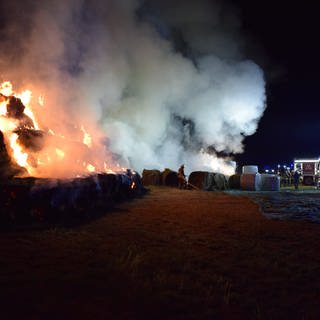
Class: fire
38,95,44,106
0,81,120,177
17,90,39,130
55,148,65,159
81,125,92,148
86,164,95,172
9,133,28,167
0,81,13,96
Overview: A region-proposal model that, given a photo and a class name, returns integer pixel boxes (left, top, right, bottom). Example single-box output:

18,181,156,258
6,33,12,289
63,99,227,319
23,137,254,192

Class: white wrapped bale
242,165,259,174
261,174,280,191
240,173,261,191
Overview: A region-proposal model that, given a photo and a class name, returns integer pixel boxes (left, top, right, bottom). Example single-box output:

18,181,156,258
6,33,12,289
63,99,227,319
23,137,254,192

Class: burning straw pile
0,83,144,228
1,121,144,227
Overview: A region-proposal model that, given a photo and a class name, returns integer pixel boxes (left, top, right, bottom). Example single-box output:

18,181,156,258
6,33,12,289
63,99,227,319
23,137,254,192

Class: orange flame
0,81,118,178
81,125,92,148
9,133,28,167
86,163,96,172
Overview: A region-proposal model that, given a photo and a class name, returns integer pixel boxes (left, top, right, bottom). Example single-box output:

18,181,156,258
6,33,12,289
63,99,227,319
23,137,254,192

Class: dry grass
0,186,320,319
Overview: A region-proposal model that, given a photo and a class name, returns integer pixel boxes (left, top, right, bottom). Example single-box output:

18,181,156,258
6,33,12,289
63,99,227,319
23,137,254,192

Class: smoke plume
0,0,266,176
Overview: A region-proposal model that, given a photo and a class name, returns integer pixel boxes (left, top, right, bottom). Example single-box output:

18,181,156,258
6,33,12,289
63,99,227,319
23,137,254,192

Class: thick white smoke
0,0,265,176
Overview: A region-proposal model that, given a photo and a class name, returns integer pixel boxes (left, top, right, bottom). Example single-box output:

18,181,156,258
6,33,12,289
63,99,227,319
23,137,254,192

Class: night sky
233,0,320,169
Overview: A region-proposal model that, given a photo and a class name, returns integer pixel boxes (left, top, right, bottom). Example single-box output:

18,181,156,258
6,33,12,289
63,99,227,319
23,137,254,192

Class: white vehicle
294,158,320,185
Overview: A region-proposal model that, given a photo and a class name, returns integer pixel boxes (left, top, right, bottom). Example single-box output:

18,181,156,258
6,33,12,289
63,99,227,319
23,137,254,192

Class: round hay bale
261,174,280,191
142,169,161,186
213,173,228,190
188,171,209,190
240,173,261,191
130,172,144,196
242,165,258,174
161,168,179,187
228,174,241,189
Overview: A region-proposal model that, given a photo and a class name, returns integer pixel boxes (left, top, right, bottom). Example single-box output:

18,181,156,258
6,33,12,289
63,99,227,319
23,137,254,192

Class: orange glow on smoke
0,81,117,178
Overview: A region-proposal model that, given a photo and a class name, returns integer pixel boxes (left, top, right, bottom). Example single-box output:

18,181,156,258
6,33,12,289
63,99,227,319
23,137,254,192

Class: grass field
0,186,320,319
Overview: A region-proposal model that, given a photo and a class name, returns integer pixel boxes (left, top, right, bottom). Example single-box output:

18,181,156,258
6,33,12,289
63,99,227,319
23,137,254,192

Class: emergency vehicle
293,158,320,185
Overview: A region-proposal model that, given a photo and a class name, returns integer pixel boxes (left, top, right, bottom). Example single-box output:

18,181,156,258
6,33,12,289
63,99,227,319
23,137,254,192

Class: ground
1,186,320,319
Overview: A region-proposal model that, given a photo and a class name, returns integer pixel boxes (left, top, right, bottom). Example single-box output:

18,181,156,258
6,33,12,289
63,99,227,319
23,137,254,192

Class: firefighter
178,164,187,189
293,170,300,190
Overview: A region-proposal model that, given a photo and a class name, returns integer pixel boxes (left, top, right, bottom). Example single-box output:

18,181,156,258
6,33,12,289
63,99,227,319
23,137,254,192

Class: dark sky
233,0,320,168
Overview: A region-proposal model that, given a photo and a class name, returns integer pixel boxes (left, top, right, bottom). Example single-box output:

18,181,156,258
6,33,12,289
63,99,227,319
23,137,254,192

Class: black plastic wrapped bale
228,174,241,190
30,179,60,222
75,176,100,211
130,172,144,196
97,173,117,200
161,168,179,187
116,173,132,200
142,169,161,186
0,178,36,226
1,171,145,228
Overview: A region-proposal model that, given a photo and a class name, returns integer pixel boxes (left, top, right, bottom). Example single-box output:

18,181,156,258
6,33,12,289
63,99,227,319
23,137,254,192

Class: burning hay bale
0,130,27,179
161,168,179,187
142,169,161,186
188,171,228,191
3,94,36,131
15,128,44,152
1,89,46,176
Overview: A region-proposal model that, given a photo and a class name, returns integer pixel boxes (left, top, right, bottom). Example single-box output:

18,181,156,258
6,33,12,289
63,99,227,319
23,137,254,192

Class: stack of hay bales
260,174,280,191
240,165,261,191
188,171,228,191
142,168,180,187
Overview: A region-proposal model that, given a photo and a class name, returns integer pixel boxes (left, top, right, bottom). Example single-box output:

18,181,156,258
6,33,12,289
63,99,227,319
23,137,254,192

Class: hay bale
161,168,179,187
130,172,144,196
240,173,261,191
188,171,208,189
189,171,228,191
97,173,118,199
242,165,258,174
260,174,280,191
213,173,228,190
0,130,26,180
228,174,241,189
142,169,161,186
